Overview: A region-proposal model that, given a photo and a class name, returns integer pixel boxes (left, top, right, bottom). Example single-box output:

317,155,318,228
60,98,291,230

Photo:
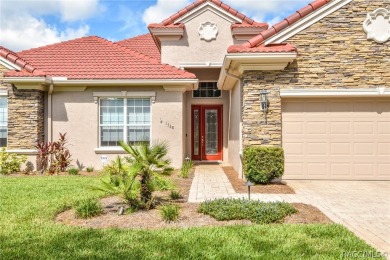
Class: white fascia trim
0,57,21,70
175,2,242,24
280,88,390,98
0,89,7,96
225,53,297,66
94,147,126,154
226,52,297,60
3,77,47,84
6,149,39,155
93,91,156,97
265,0,353,45
51,79,199,86
179,62,223,69
149,28,184,35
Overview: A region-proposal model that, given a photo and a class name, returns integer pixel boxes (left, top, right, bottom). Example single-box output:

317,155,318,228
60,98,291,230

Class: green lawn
0,176,381,259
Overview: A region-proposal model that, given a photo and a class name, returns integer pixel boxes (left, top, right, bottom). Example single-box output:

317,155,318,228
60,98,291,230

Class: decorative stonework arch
363,8,390,43
198,21,218,42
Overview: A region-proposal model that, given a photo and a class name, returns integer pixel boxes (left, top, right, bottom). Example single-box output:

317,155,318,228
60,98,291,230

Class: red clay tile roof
0,46,45,76
228,43,297,53
6,36,195,80
116,33,160,61
228,0,331,53
231,21,269,29
151,0,268,29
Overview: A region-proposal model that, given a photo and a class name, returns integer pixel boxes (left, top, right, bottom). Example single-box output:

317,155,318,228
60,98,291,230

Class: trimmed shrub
160,204,180,222
243,146,284,184
86,166,94,173
67,167,80,175
0,148,27,175
180,159,194,178
198,198,296,224
169,190,182,200
75,198,102,219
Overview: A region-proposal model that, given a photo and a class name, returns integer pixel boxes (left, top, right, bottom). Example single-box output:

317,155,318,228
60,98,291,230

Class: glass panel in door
193,109,200,156
205,109,218,155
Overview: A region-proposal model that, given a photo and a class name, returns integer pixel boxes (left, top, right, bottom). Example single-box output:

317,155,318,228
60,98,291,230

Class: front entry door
191,105,223,161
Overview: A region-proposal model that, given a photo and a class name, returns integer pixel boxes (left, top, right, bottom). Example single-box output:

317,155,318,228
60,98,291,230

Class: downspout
48,83,54,143
239,79,244,179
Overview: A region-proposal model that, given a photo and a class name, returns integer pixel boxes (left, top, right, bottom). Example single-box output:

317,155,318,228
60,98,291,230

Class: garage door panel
377,102,390,114
378,143,390,155
306,102,328,113
284,163,305,178
307,143,327,155
353,102,374,113
330,163,350,177
353,122,374,134
307,163,327,176
282,102,304,113
307,122,327,134
282,98,390,180
283,121,304,134
330,102,351,112
378,164,390,177
284,142,304,155
354,143,374,155
378,122,390,134
354,164,374,176
330,143,350,155
331,122,351,134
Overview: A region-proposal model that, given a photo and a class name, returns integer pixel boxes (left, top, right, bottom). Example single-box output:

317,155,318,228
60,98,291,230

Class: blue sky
0,0,311,51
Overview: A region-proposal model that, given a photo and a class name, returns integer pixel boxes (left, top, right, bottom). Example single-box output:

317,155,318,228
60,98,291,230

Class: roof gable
227,0,340,53
150,0,267,30
6,36,195,80
174,1,242,24
161,0,255,26
0,46,44,75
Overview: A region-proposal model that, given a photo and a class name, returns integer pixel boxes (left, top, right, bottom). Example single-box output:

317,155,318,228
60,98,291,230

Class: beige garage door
282,98,390,180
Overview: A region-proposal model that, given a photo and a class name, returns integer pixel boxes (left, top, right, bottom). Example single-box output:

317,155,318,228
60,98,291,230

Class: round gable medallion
198,21,218,42
363,8,390,43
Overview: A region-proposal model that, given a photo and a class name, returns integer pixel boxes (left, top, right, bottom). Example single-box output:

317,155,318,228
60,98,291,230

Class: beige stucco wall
228,80,242,177
242,0,390,147
51,87,185,170
161,10,242,67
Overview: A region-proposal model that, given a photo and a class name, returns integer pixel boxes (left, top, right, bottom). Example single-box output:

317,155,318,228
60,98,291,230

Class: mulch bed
222,167,295,194
56,198,332,229
55,169,332,229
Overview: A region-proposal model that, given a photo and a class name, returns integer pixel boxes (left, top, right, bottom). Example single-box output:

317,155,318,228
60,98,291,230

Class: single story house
0,0,389,180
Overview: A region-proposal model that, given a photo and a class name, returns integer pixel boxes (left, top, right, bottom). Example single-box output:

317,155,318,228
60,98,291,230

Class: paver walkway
188,164,390,255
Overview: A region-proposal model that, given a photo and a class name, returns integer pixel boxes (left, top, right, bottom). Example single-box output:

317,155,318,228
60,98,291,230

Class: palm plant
91,156,140,208
119,140,173,209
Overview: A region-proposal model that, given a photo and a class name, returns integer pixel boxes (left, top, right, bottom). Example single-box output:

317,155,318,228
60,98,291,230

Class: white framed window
99,97,151,147
0,96,7,147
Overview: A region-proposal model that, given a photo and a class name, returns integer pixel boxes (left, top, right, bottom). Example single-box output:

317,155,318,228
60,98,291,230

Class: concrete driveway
287,181,390,254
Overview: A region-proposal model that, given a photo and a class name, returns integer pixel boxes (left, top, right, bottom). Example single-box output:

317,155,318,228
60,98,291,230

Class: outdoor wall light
260,89,269,124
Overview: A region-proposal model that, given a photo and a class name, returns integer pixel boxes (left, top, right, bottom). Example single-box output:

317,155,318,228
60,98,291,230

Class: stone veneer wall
5,84,44,149
242,0,390,147
1,64,44,149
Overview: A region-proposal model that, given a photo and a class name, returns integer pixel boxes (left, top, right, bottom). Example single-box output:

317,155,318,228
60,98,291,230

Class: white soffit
0,57,21,70
174,2,242,24
265,0,353,45
280,88,390,98
179,62,223,69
